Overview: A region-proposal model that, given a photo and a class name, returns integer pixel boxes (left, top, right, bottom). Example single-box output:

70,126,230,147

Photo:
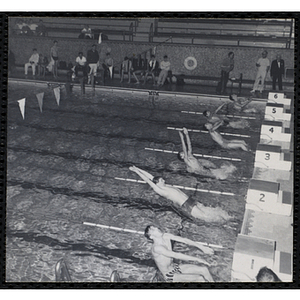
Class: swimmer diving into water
178,127,236,180
205,121,249,151
144,225,214,282
129,165,232,223
229,94,257,113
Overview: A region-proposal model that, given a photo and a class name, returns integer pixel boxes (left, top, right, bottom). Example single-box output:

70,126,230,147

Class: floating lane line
181,110,256,120
144,147,242,162
114,177,236,196
167,126,251,138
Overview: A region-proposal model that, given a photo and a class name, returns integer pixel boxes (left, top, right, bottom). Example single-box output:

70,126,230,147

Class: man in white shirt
24,48,39,78
75,52,87,78
157,55,171,87
251,50,270,94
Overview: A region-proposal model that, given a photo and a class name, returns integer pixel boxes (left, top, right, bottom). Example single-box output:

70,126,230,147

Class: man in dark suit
270,54,285,91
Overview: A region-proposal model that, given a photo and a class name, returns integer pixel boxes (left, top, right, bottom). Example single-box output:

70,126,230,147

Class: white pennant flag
53,87,60,106
17,98,26,120
98,32,102,44
36,92,44,112
153,46,156,55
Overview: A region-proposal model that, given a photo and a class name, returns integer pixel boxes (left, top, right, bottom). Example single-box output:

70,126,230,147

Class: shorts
52,56,58,61
165,264,182,282
181,196,197,215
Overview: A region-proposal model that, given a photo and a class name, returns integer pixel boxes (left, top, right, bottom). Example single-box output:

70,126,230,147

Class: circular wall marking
184,56,197,70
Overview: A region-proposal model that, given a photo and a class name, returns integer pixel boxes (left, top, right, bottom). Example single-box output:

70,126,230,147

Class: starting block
260,120,291,143
245,179,292,216
254,144,292,171
268,92,291,107
273,250,292,282
231,234,276,282
265,103,291,122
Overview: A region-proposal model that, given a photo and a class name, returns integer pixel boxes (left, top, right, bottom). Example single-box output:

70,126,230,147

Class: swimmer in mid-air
203,102,249,129
178,127,236,180
229,94,257,113
129,165,232,223
205,122,249,151
144,225,214,282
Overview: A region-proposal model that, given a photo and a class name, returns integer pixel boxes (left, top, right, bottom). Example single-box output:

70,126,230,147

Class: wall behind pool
9,36,294,81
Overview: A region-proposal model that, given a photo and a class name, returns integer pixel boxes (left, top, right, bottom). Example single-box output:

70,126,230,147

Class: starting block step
265,103,291,122
246,179,292,216
254,144,292,171
260,120,291,143
268,92,291,107
231,234,276,281
273,250,292,282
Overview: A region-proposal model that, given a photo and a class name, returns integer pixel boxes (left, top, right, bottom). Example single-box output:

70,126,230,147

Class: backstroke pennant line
114,177,236,196
181,110,256,120
144,147,242,162
167,126,251,138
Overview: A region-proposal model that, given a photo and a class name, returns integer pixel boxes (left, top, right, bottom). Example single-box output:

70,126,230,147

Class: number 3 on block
265,153,270,160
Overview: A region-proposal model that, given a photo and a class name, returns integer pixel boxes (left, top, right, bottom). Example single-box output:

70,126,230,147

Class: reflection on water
6,83,265,282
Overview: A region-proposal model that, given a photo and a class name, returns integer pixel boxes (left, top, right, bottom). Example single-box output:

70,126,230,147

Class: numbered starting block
265,103,291,122
231,234,276,282
273,250,292,281
268,92,291,108
254,144,291,171
260,120,291,143
245,179,292,216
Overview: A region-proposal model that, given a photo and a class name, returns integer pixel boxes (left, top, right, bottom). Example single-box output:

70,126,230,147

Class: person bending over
144,225,214,282
129,166,232,223
178,127,236,180
229,94,257,113
205,122,249,151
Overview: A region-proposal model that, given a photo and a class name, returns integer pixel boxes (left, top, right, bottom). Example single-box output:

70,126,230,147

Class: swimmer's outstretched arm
129,166,160,192
153,244,211,266
164,233,214,255
210,120,223,132
213,102,226,115
182,127,193,156
179,130,188,157
240,96,253,109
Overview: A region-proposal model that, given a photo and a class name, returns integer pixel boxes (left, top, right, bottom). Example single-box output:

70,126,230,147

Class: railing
153,18,294,48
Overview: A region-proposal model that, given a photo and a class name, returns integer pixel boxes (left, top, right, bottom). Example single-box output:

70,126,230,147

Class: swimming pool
6,81,267,282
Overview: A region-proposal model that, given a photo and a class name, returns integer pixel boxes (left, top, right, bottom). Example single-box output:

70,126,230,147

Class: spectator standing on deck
157,55,171,87
87,44,99,83
251,50,270,94
218,52,234,95
270,54,285,91
24,48,39,78
50,40,59,78
102,52,114,79
120,56,132,83
143,54,159,85
74,52,87,79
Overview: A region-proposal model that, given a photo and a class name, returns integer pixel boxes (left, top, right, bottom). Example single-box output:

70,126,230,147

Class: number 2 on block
259,194,265,202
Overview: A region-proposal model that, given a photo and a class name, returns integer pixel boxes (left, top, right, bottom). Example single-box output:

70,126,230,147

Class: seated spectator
13,18,25,35
143,54,159,85
102,52,114,79
36,19,47,36
74,52,88,79
37,54,49,77
120,56,132,83
8,50,16,75
28,19,38,35
21,19,34,36
132,57,147,84
24,48,39,78
157,55,171,87
80,25,93,39
256,267,281,282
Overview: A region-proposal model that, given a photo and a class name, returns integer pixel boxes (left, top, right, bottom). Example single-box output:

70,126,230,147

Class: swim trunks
165,264,182,282
181,195,197,215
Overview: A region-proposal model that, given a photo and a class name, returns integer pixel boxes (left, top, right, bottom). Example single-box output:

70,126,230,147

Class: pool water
6,82,266,282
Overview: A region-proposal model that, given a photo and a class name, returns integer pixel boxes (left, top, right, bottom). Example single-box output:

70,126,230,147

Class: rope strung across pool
83,221,224,249
167,126,251,138
144,147,242,161
181,110,257,120
114,177,236,196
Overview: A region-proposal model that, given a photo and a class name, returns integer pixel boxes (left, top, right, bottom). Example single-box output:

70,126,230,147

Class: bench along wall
9,36,294,82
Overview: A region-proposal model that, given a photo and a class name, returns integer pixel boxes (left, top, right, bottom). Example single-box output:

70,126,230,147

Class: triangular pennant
36,92,44,112
98,32,102,44
17,98,26,120
153,46,156,55
53,87,60,106
109,66,113,78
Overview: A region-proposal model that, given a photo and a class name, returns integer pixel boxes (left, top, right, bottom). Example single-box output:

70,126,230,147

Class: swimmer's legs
177,264,214,282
